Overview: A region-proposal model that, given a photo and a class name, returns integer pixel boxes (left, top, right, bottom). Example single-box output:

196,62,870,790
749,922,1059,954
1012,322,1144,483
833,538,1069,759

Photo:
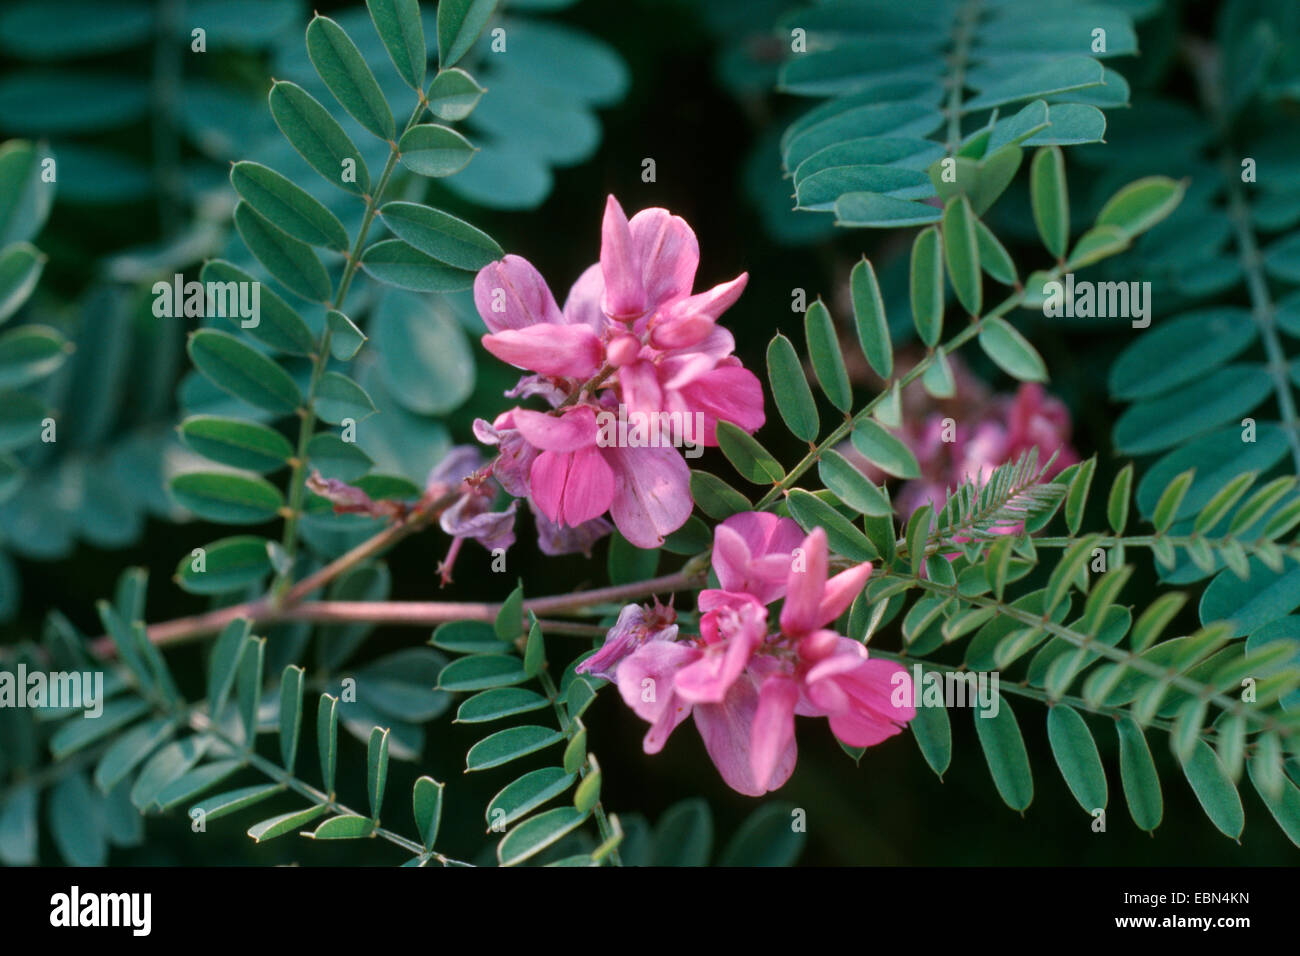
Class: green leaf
269,80,369,195
307,432,373,481
689,470,750,520
787,489,877,562
207,618,251,719
911,691,952,778
1064,225,1131,269
497,581,524,641
279,665,304,771
248,804,328,843
367,726,390,819
426,67,484,121
804,300,852,412
431,620,508,655
1247,755,1300,848
398,123,476,177
306,15,395,140
50,698,152,759
909,226,944,347
325,309,366,361
965,56,1104,110
573,769,601,814
0,784,36,865
189,783,283,823
234,202,332,303
318,693,339,794
849,257,892,379
467,725,563,771
652,798,713,866
818,449,892,517
94,717,174,794
179,415,293,475
455,688,549,725
851,419,920,479
0,242,45,323
188,329,302,415
1029,146,1068,258
835,192,941,228
199,259,316,355
360,238,475,291
1107,463,1132,534
308,814,376,840
367,0,426,91
766,333,819,442
175,535,273,595
313,371,377,425
1063,457,1095,536
378,201,501,271
975,220,1017,286
170,472,283,525
719,802,805,866
236,636,265,745
716,420,783,484
1199,557,1300,638
978,317,1047,382
154,759,243,811
49,773,105,866
563,726,587,774
1180,739,1244,839
230,161,349,252
438,654,529,692
523,615,545,678
942,196,981,316
0,140,52,245
0,325,69,388
973,695,1033,812
1096,176,1186,238
131,737,209,811
438,0,498,69
1153,469,1195,534
413,775,444,850
486,767,575,830
498,806,588,866
1046,705,1107,813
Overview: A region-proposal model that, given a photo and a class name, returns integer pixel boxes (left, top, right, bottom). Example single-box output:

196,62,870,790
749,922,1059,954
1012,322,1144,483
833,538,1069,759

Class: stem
275,100,428,595
944,0,981,151
91,568,707,657
537,668,621,866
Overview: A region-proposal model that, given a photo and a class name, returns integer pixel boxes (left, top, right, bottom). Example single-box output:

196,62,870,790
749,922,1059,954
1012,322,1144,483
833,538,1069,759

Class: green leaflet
306,15,395,140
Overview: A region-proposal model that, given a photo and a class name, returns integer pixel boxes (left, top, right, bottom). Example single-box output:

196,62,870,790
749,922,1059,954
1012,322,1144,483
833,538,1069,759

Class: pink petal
474,255,562,333
616,641,701,754
780,527,828,637
600,195,644,319
605,443,693,548
481,324,602,378
751,674,799,792
694,676,796,796
561,444,616,527
711,523,755,595
512,407,597,453
662,272,748,324
528,450,571,524
561,262,608,333
617,360,664,419
817,562,873,629
628,207,699,309
674,604,765,704
676,364,765,444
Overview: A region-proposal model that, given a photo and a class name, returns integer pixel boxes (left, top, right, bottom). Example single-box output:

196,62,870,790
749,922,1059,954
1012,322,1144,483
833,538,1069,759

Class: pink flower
470,195,766,550
600,518,914,797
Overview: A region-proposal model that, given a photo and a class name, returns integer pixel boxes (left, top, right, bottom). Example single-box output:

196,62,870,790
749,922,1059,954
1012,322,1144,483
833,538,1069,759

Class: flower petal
474,255,562,333
561,444,616,527
481,324,603,378
600,195,644,319
780,527,828,637
512,406,598,453
751,674,799,792
628,207,699,309
605,443,692,548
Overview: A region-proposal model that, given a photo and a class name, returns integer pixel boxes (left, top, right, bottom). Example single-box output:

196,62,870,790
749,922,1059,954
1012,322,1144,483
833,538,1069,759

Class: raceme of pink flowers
577,512,916,796
471,196,765,551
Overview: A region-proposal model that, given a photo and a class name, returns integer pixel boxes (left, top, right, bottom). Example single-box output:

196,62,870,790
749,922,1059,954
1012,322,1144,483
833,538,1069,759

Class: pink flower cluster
578,512,915,796
472,196,765,550
846,377,1079,521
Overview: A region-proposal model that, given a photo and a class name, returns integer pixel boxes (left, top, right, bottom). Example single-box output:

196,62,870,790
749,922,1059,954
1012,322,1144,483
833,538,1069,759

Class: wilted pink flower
576,600,677,681
602,517,913,797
